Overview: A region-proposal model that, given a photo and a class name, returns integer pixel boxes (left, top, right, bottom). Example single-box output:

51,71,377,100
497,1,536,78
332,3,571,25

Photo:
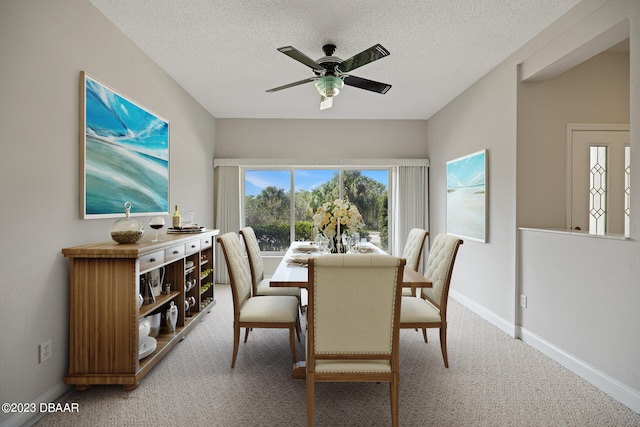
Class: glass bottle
172,204,181,229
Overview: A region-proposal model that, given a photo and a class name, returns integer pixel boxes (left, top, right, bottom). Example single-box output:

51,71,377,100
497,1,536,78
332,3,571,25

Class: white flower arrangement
312,199,364,239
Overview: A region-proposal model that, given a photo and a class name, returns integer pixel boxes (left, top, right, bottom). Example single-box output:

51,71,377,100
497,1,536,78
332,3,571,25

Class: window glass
244,169,291,251
244,167,389,252
343,170,389,250
294,169,338,241
625,145,630,237
588,146,607,235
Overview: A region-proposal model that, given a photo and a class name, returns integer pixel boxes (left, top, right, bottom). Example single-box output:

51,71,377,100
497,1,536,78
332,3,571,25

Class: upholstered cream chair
400,228,429,297
239,227,301,304
400,233,462,368
217,232,300,368
306,254,405,427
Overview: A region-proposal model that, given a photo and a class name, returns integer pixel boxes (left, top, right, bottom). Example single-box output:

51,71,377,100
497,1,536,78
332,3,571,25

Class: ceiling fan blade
266,77,316,93
337,44,390,73
277,46,326,72
320,96,333,110
343,75,392,94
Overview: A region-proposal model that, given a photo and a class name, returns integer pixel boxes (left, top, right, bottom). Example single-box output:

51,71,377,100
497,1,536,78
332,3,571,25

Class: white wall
215,118,428,159
0,1,216,425
425,60,519,332
519,229,640,411
427,0,640,413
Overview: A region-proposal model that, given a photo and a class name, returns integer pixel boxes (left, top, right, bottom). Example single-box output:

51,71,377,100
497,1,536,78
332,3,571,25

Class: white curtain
213,165,240,284
391,165,429,273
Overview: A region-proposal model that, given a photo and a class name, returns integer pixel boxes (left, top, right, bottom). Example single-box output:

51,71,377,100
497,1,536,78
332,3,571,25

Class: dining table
270,241,431,290
269,241,431,379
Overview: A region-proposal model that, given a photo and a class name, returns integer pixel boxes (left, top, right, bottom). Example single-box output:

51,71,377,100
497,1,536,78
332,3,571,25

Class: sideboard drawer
140,250,165,272
200,236,213,249
185,239,201,255
165,244,185,263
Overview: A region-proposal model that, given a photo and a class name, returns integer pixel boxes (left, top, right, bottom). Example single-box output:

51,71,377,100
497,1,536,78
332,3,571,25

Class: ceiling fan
266,43,392,110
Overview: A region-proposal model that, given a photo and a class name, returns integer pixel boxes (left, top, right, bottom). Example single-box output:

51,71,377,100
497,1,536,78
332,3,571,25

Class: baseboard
450,290,640,414
449,289,516,337
0,382,72,427
519,327,640,414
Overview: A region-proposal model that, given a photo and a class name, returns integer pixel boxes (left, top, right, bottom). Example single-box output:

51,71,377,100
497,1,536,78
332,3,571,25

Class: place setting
286,254,312,266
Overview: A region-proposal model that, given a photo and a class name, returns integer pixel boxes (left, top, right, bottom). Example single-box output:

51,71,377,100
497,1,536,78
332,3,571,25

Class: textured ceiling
89,0,581,120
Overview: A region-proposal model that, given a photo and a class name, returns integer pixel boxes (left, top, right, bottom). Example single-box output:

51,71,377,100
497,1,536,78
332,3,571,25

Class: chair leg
295,314,301,342
231,324,240,368
439,326,448,368
289,325,297,364
422,328,428,343
306,374,315,427
390,373,399,427
244,327,250,343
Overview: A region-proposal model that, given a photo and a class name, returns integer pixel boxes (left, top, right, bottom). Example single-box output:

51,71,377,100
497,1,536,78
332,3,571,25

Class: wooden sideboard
62,229,219,390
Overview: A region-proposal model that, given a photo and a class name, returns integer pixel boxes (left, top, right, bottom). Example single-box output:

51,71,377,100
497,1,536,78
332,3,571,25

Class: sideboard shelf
62,229,219,390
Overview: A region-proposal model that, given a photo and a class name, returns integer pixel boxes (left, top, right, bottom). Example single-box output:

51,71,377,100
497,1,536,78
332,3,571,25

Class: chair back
239,227,264,293
421,234,463,311
307,254,405,359
218,232,253,312
401,228,428,272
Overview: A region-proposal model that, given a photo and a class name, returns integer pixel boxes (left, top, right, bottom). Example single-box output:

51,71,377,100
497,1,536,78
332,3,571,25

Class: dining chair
400,228,429,297
217,232,300,368
306,254,405,427
400,233,463,368
239,227,302,306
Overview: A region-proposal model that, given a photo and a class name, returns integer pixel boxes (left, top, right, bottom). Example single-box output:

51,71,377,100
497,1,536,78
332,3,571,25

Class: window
244,168,389,252
589,146,607,235
568,126,629,236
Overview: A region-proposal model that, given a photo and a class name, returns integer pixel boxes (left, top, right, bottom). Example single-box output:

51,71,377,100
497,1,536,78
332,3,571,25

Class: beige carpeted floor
35,284,640,426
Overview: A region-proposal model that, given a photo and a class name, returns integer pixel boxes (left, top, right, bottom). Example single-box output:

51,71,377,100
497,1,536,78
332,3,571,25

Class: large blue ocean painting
83,73,169,217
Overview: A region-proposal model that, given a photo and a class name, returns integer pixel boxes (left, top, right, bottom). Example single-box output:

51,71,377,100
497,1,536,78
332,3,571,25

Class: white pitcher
148,266,165,297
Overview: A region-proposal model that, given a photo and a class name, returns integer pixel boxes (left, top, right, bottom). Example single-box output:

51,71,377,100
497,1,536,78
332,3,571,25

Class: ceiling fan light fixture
315,75,344,98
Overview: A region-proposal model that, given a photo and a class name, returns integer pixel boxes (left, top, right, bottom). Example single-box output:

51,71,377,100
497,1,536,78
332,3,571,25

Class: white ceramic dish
295,244,317,252
138,336,157,360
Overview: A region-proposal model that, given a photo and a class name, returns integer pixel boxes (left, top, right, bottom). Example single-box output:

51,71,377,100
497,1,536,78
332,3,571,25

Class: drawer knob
150,258,156,263
191,245,196,248
173,250,179,254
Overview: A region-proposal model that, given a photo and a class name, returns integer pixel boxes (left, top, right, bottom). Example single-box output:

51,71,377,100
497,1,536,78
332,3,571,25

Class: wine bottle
172,205,181,229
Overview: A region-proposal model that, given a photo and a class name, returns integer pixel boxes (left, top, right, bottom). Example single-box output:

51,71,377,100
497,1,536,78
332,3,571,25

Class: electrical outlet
40,339,52,363
520,295,527,308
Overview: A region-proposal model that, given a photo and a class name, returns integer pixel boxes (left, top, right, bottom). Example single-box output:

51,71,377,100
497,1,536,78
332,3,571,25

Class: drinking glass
149,216,165,242
342,233,351,253
359,237,368,253
319,235,328,253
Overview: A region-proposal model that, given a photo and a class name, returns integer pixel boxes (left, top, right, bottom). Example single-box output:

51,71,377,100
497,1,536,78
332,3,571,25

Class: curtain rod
213,158,429,167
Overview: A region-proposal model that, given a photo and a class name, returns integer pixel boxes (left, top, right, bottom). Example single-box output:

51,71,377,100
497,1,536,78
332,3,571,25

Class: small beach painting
81,72,169,218
447,150,487,242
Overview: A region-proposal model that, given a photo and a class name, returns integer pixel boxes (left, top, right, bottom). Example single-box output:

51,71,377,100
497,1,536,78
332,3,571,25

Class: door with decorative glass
567,124,630,235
